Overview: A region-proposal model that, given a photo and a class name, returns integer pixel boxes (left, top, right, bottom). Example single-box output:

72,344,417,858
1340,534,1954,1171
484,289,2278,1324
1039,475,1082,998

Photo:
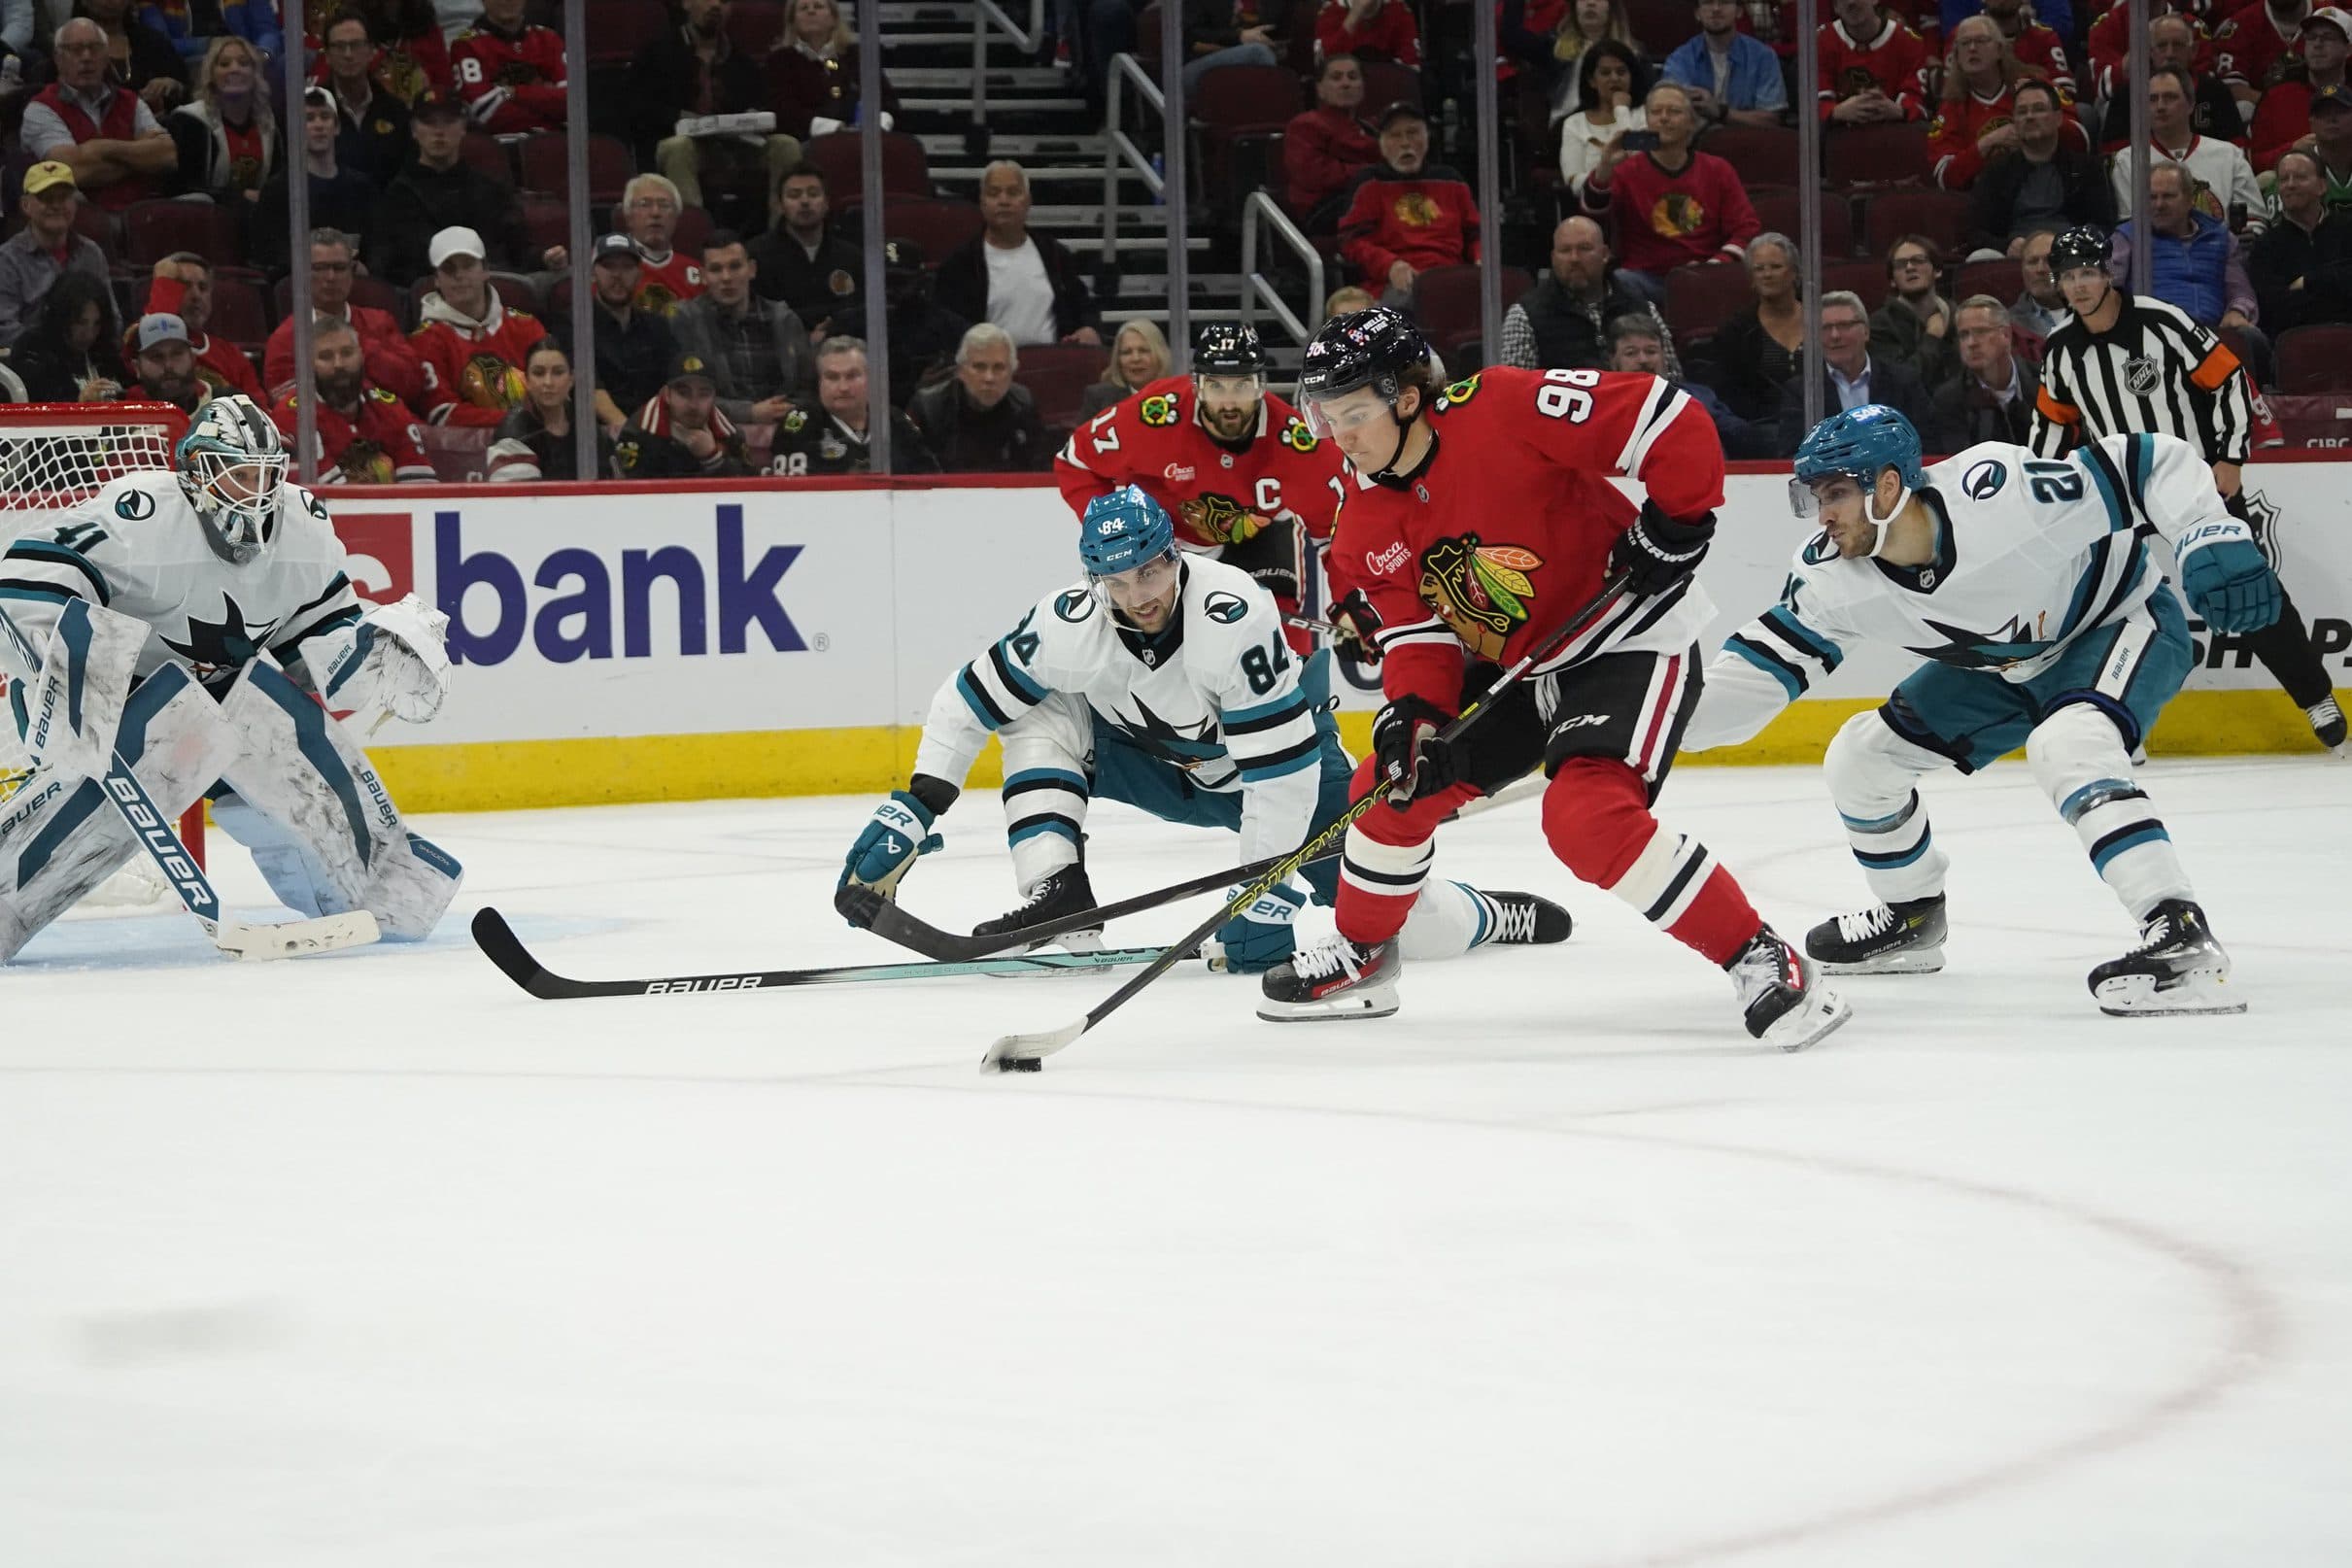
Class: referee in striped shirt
2031,224,2345,751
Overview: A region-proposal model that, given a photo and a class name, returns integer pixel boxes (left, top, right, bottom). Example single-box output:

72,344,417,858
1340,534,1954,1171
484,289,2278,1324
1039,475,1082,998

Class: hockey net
0,403,202,910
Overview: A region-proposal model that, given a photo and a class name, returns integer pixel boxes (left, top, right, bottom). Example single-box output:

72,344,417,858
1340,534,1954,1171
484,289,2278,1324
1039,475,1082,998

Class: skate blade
1255,990,1401,1024
1762,987,1853,1051
2095,971,2246,1017
1816,947,1945,975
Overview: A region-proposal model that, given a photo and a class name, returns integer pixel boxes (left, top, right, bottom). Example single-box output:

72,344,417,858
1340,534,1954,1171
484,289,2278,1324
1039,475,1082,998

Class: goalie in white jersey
1687,405,2285,1015
839,486,1568,972
0,394,461,961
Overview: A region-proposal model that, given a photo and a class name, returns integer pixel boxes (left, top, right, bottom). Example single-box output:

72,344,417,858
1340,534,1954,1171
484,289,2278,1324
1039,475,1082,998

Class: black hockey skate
1257,935,1402,1022
1804,895,1947,974
2306,696,2347,752
1726,926,1852,1050
2088,899,2243,1016
1483,890,1573,944
971,866,1103,953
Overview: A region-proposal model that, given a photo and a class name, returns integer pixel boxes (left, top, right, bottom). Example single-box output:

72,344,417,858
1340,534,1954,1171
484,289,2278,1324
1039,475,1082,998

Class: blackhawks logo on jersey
1418,534,1542,661
462,352,527,409
1280,418,1317,454
1139,393,1179,427
1179,493,1264,545
1434,374,1482,411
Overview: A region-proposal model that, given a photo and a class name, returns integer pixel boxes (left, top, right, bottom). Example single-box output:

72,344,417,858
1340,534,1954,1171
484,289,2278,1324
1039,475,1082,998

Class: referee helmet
2050,224,2112,277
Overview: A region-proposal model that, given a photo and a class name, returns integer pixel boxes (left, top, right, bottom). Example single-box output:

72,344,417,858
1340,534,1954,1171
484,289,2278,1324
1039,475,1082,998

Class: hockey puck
1006,1056,1043,1073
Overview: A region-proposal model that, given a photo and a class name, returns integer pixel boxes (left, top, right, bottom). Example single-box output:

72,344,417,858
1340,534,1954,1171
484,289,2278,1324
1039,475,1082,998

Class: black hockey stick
982,570,1636,1074
835,842,1343,962
470,906,1170,1001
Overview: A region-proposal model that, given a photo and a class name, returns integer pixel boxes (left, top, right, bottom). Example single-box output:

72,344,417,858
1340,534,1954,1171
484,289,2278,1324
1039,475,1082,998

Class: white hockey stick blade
981,1018,1084,1074
213,909,383,961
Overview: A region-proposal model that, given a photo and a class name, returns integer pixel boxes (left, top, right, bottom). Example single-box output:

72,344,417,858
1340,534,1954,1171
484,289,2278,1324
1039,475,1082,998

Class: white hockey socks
1398,878,1492,961
1825,710,1953,906
2028,702,2193,920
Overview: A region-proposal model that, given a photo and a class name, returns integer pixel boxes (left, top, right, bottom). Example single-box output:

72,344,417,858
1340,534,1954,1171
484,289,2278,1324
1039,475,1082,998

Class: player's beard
1201,400,1256,444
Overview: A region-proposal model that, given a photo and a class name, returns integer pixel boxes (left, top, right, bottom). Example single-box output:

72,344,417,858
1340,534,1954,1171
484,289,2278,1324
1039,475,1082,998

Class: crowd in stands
9,0,2352,479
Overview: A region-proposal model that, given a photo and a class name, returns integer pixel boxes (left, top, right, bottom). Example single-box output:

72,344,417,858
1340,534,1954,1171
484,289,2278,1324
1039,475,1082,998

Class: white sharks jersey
0,472,362,696
1689,432,2244,751
917,555,1326,865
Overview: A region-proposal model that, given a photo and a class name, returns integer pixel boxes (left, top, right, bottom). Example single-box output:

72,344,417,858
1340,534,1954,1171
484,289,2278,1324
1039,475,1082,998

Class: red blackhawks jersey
1815,14,1932,119
633,247,704,316
1329,367,1724,716
1927,83,2091,188
411,293,546,426
269,386,434,484
2209,0,2305,89
449,19,567,134
1999,21,2078,98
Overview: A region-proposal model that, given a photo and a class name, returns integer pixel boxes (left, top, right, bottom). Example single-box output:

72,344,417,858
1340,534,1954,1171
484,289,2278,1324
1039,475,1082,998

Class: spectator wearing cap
1928,293,2038,448
121,312,208,413
765,0,898,142
271,319,436,484
2286,80,2352,207
168,34,277,208
21,17,178,210
1962,78,2115,259
620,174,704,316
142,253,266,402
906,323,1051,474
315,12,417,180
2251,9,2352,171
410,224,547,427
2211,0,2311,110
749,163,864,333
1499,216,1679,376
252,85,378,264
1285,53,1381,227
827,239,971,404
450,0,566,134
1179,0,1284,97
1869,232,1959,392
771,335,937,475
612,351,755,478
0,161,109,350
1660,0,1788,129
1313,0,1420,67
1339,101,1480,304
2114,64,2266,233
936,160,1103,347
2251,148,2352,327
564,233,684,433
2110,162,2263,341
631,0,801,214
1580,82,1756,300
370,88,533,286
140,0,284,68
669,229,817,426
264,227,426,412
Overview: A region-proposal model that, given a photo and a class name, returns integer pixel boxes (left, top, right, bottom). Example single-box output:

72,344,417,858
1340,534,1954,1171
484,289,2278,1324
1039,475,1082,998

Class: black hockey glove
1611,499,1716,596
1374,694,1461,808
1328,588,1382,665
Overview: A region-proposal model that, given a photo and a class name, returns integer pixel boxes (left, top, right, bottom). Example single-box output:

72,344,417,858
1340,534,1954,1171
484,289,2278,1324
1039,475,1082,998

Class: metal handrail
971,0,1046,137
1101,52,1168,268
1239,191,1323,349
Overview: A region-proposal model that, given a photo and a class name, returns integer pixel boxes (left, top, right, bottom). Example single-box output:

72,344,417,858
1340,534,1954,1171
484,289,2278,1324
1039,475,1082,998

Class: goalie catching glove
316,594,454,724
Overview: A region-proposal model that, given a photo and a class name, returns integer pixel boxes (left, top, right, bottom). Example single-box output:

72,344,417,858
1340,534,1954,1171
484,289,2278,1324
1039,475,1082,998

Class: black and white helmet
176,393,289,566
1192,320,1269,378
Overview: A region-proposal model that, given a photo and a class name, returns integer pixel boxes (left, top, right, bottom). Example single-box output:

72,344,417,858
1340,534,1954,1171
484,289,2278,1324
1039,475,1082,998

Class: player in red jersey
1054,322,1348,656
1255,308,1850,1050
449,0,567,135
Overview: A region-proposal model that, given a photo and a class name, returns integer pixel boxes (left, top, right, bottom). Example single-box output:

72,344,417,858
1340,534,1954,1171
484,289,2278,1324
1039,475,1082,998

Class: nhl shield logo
2124,356,2162,396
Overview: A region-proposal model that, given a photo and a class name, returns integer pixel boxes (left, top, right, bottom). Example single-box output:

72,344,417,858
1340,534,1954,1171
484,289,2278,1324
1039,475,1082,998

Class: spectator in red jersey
1579,81,1758,300
1557,40,1653,200
274,319,436,484
767,0,898,140
1927,14,2085,189
312,0,452,106
2211,0,2309,107
411,224,549,427
1975,0,2074,98
2089,0,2215,102
2096,11,2245,149
264,227,426,411
1818,0,1929,121
314,14,416,181
1339,101,1482,304
19,18,178,211
1963,78,2116,256
1286,53,1381,225
2250,7,2352,169
619,174,704,317
450,0,566,135
143,255,266,403
1316,0,1421,67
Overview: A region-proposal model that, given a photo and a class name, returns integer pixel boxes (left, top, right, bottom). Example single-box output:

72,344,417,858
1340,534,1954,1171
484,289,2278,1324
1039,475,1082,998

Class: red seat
518,131,634,206
206,276,271,349
1360,60,1422,115
1410,264,1534,357
585,0,667,64
1664,260,1753,345
1015,342,1109,429
273,273,403,324
1190,63,1301,136
121,200,242,268
870,196,985,264
421,425,494,483
798,132,931,204
1954,256,2024,304
727,0,783,53
1824,121,1930,189
521,191,571,256
2272,324,2352,392
72,201,119,253
1821,256,1891,310
1627,0,1703,54
460,130,514,185
1861,187,1973,258
1698,123,1800,188
1750,188,1854,257
2263,390,2352,444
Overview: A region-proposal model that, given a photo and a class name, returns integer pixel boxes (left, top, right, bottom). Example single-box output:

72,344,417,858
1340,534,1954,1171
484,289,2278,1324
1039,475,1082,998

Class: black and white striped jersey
2030,291,2252,465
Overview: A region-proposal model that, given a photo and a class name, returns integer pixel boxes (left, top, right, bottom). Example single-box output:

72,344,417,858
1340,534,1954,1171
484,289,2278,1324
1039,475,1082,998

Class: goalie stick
0,606,379,962
981,571,1636,1074
470,906,1171,1000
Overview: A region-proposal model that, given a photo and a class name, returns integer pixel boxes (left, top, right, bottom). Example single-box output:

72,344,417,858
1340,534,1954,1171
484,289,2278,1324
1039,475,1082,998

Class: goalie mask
177,394,289,566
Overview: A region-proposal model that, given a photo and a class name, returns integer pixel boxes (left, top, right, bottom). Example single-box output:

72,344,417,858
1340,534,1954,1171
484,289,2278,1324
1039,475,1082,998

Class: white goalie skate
2089,899,2244,1017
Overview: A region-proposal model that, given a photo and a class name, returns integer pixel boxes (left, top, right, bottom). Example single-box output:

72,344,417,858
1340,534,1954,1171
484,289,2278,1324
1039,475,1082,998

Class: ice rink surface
4,758,2349,1566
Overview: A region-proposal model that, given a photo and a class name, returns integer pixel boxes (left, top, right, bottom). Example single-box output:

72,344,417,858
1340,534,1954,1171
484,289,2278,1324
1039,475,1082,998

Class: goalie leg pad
2028,699,2194,920
997,692,1093,892
18,598,149,777
0,665,238,961
1824,708,1955,908
213,659,461,939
